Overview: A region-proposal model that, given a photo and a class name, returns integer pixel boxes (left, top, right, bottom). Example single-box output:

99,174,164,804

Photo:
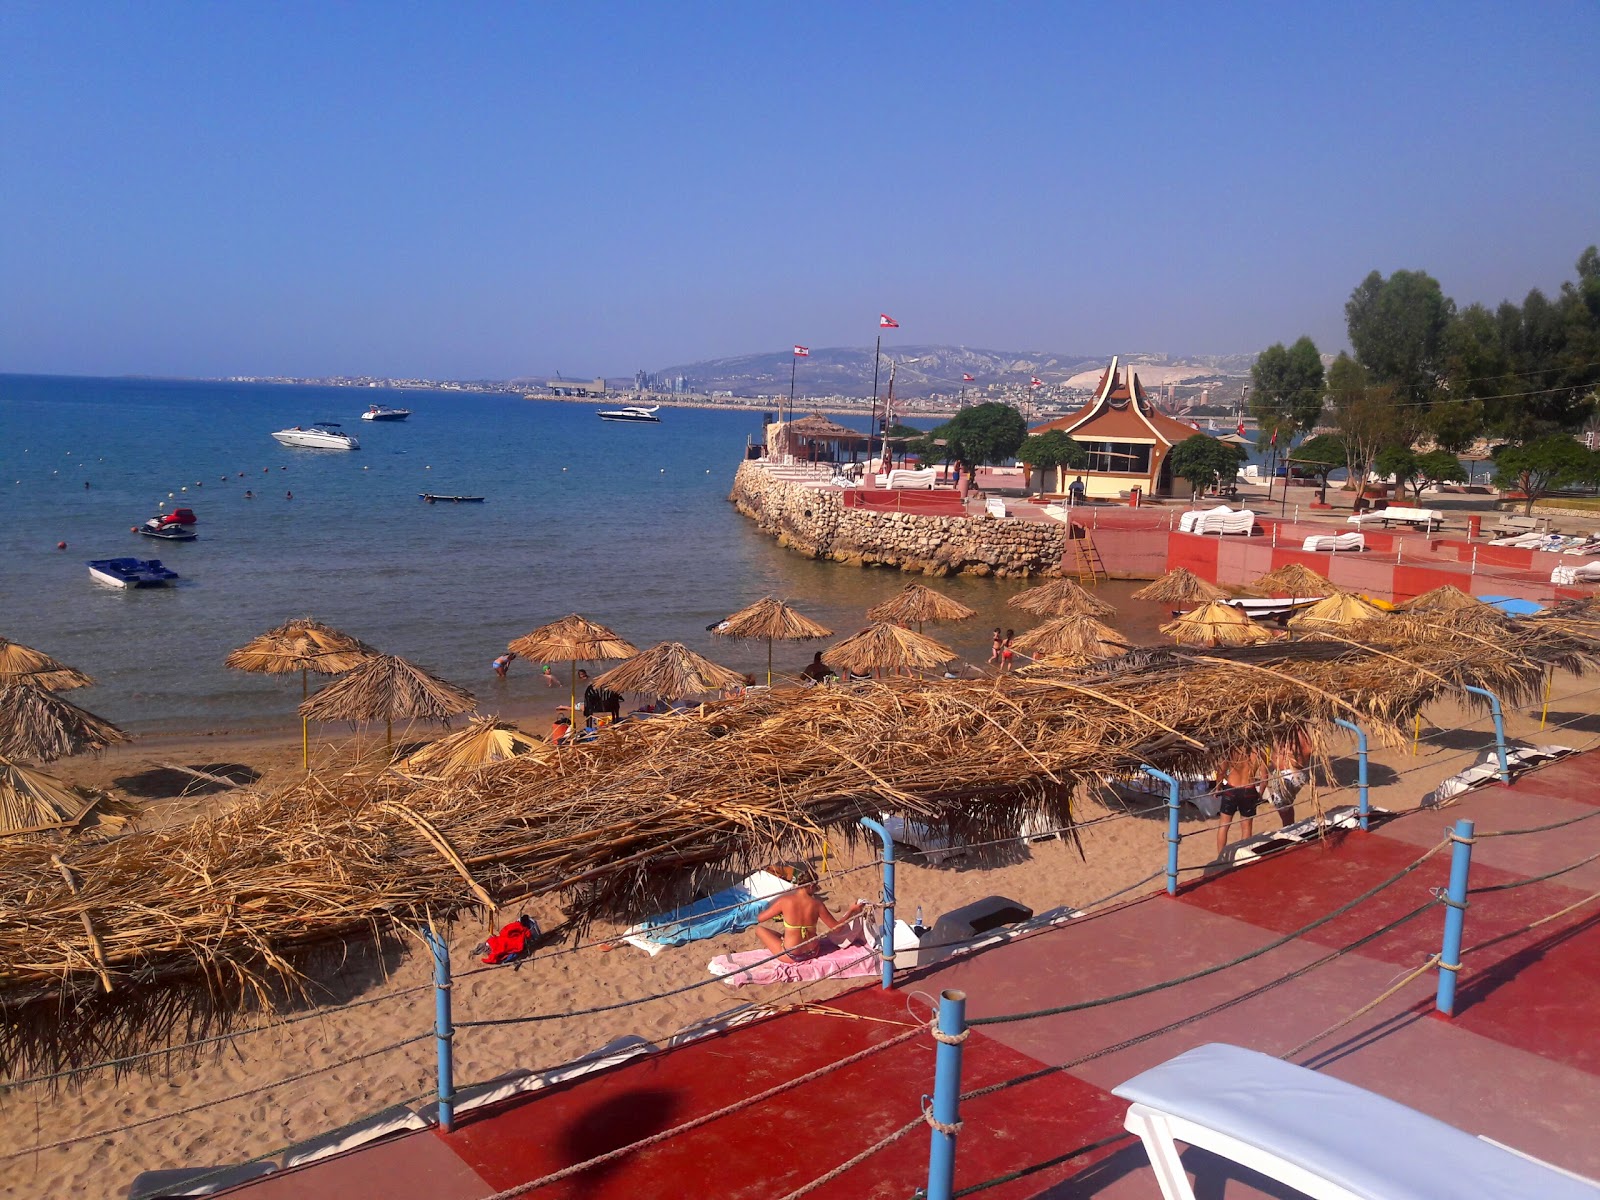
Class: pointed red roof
1030,356,1201,447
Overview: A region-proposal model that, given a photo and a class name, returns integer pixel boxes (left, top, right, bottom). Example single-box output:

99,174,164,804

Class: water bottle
912,905,927,938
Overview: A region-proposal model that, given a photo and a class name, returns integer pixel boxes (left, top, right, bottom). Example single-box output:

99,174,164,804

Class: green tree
1413,449,1467,501
1166,434,1249,499
1345,268,1454,408
1327,354,1407,488
1492,435,1597,516
1016,429,1087,494
1373,445,1420,499
928,403,1028,474
1250,336,1325,443
1289,433,1347,504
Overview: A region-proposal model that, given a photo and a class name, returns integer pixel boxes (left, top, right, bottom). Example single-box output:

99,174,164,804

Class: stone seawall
728,462,1066,577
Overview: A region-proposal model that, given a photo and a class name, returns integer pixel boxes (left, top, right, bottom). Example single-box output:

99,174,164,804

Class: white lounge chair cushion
985,498,1007,518
1181,508,1256,535
886,467,938,489
1347,506,1443,528
1302,532,1365,552
1113,1043,1599,1200
1553,561,1600,585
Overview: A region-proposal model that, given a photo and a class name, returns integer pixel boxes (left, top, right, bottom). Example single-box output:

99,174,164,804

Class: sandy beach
5,672,1596,1200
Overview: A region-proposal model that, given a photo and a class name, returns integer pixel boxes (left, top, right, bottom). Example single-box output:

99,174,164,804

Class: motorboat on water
361,404,411,421
139,507,198,541
271,423,361,450
88,558,180,588
597,404,661,423
419,493,485,503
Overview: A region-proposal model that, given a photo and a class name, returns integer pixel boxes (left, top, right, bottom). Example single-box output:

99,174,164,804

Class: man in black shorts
1216,749,1262,858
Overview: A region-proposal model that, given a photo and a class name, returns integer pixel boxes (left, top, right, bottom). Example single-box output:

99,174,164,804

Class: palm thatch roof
0,757,131,838
866,583,978,628
824,623,955,675
401,718,550,779
1160,601,1277,648
593,641,745,701
224,618,375,677
1247,562,1332,598
1009,578,1116,619
1130,568,1226,605
1012,616,1133,663
1400,585,1496,616
0,684,130,764
299,655,476,725
785,414,867,442
713,597,833,642
0,637,94,691
1287,592,1388,633
507,614,639,665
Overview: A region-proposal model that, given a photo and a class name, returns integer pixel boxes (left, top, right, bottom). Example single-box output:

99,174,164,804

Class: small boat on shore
138,507,198,541
419,494,486,503
272,423,360,450
1217,596,1323,619
88,558,180,588
361,404,411,422
597,404,661,423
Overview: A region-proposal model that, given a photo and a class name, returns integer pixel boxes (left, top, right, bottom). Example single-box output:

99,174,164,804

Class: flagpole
870,333,882,467
788,354,797,423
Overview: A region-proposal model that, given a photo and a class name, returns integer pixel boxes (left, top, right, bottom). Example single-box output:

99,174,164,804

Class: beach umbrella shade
823,622,956,678
594,641,746,703
1400,585,1497,616
401,717,550,779
0,755,131,838
712,596,833,687
1246,562,1332,598
866,584,978,633
1011,615,1132,665
0,637,95,691
1008,578,1116,619
1160,601,1276,648
0,683,130,764
1287,592,1388,633
508,613,640,725
299,654,477,753
1130,568,1226,606
226,618,376,768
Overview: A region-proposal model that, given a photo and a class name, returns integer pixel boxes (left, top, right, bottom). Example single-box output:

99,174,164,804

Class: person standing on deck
1265,727,1314,828
1215,747,1263,856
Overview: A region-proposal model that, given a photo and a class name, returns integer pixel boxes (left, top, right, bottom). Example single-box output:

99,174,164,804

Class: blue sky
2,2,1596,379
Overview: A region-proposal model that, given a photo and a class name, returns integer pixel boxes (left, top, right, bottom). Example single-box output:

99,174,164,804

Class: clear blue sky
2,2,1596,379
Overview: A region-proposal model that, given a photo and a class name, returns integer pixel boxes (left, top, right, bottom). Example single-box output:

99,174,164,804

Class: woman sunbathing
754,869,867,963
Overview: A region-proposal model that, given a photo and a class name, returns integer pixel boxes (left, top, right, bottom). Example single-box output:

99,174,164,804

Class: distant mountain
641,346,1254,398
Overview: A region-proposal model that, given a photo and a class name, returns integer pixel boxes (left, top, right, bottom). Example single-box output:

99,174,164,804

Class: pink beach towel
707,942,878,987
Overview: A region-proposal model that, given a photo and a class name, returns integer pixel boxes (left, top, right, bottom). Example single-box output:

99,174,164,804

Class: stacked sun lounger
1346,505,1443,530
1179,506,1256,535
1553,560,1600,585
1301,532,1365,552
886,467,938,489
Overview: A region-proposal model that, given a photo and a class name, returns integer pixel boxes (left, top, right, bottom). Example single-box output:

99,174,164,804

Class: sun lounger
886,467,938,489
985,497,1008,519
1179,507,1256,535
707,918,879,986
621,869,792,955
1302,532,1365,552
1553,561,1600,585
1114,1043,1600,1200
1346,505,1443,531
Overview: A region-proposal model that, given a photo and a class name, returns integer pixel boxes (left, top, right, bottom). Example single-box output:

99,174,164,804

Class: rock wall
728,463,1066,577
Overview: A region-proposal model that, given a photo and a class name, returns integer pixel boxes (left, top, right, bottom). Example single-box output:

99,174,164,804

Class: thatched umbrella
1160,601,1276,648
824,622,955,678
1009,578,1116,619
226,618,375,768
1288,592,1387,633
299,654,477,753
594,641,745,703
0,637,94,691
0,756,131,838
713,596,833,687
0,684,129,764
1011,615,1132,664
1401,585,1496,616
866,584,978,633
1247,562,1332,598
1130,568,1225,606
508,613,640,725
401,717,549,779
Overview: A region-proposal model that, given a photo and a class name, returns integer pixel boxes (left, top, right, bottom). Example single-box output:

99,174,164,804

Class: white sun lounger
1180,507,1256,535
1302,532,1365,553
985,497,1008,519
1113,1043,1600,1200
886,467,938,489
1346,506,1443,531
1553,561,1600,585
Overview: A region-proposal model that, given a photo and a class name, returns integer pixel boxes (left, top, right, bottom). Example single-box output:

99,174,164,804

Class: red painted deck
228,752,1600,1200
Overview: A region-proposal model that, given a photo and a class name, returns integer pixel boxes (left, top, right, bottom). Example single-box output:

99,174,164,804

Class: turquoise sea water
2,375,1140,733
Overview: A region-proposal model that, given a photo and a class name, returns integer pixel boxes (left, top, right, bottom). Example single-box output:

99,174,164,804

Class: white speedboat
597,404,661,423
271,423,361,450
361,404,411,421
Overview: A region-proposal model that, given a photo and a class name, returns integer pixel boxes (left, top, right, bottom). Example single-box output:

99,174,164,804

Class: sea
0,375,1180,735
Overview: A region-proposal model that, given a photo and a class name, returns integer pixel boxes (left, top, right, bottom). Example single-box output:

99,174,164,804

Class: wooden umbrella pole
767,638,773,688
301,669,310,770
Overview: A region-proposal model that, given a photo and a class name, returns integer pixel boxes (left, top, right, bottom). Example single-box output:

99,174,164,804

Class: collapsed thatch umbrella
1247,562,1332,598
1130,568,1225,606
1401,585,1496,616
713,596,833,687
866,584,978,633
594,641,745,703
299,654,477,752
1287,592,1388,633
0,756,131,838
401,717,549,779
0,637,94,691
1012,615,1132,664
1009,578,1116,619
226,618,375,768
1160,601,1276,648
508,613,640,725
824,622,955,678
0,683,129,765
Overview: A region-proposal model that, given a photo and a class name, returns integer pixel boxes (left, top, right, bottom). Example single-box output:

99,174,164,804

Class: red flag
1270,427,1278,447
1236,420,1246,436
962,373,975,382
1030,377,1044,388
793,345,809,357
879,314,899,328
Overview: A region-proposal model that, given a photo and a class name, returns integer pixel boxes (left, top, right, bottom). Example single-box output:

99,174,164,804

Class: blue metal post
1332,718,1370,831
1435,818,1476,1016
1140,766,1181,896
859,817,897,989
423,928,456,1132
924,989,968,1200
1462,685,1510,784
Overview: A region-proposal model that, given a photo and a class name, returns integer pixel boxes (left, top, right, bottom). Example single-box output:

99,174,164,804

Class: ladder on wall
1072,530,1108,586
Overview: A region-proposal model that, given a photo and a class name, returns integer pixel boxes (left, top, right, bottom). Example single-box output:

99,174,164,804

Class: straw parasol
594,641,745,703
1247,562,1332,598
0,637,94,691
866,584,977,633
401,717,549,779
1130,568,1225,606
0,756,130,838
299,654,477,752
1160,601,1276,648
823,622,955,678
509,613,640,725
1287,592,1387,633
1008,578,1116,619
0,683,130,764
1011,615,1132,664
226,618,375,768
1400,585,1496,616
713,596,833,687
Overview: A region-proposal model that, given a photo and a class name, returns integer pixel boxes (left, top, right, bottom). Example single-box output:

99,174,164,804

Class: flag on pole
1269,427,1278,447
962,373,975,382
879,314,899,328
793,345,809,357
1236,420,1246,436
1030,377,1044,388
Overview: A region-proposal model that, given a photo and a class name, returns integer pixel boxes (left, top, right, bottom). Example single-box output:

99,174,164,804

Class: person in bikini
1215,746,1263,857
753,867,867,963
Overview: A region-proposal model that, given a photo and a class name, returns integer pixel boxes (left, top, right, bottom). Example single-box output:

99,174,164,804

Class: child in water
542,664,557,688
